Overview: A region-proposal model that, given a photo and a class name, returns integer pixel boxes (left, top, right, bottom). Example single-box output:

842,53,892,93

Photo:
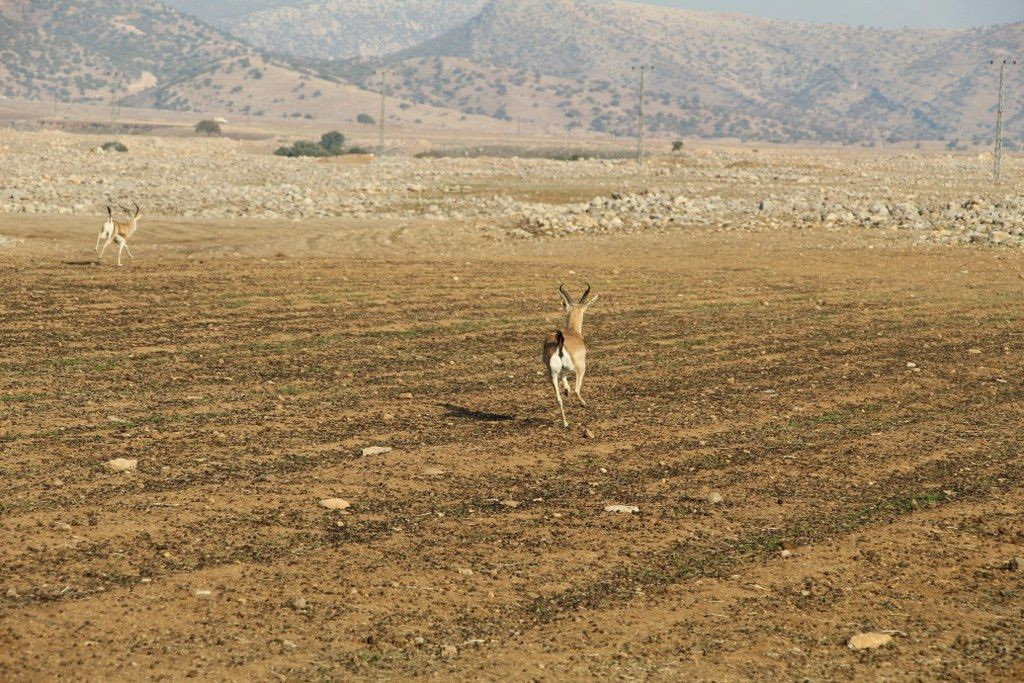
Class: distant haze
635,0,1024,29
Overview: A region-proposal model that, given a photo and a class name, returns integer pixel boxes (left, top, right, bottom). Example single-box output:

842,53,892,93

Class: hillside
340,0,1024,143
123,54,504,131
3,0,1022,143
0,0,247,102
161,0,296,23
0,0,500,132
227,0,488,60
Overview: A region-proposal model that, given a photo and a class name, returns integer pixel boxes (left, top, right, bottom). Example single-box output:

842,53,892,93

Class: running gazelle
96,201,141,266
542,283,599,427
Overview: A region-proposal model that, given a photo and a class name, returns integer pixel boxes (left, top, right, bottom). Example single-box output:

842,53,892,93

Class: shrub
195,119,222,136
274,131,359,158
275,140,332,157
356,113,375,124
320,130,345,153
672,140,684,152
101,141,128,153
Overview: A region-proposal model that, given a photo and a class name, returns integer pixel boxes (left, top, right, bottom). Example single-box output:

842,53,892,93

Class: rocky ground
1,129,1022,247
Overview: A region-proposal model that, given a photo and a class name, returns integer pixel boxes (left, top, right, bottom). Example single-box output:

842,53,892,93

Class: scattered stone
1008,557,1021,572
848,632,893,650
500,500,520,508
290,597,308,610
780,549,793,558
104,458,138,472
457,567,474,576
361,446,392,456
583,428,595,439
441,645,458,657
319,498,351,511
707,492,724,505
5,587,19,598
423,466,445,476
399,392,414,399
604,505,640,514
195,589,213,598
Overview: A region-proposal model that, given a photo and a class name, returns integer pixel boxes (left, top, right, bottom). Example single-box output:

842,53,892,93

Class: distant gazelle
543,283,599,428
96,201,141,266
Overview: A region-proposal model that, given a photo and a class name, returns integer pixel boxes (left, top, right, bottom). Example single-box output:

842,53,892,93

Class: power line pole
373,69,393,158
631,65,652,165
992,59,1017,182
106,70,121,135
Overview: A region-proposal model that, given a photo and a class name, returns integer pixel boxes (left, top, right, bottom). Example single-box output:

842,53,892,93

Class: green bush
275,140,332,157
356,113,375,125
672,140,684,152
195,119,223,136
101,141,128,153
320,130,345,152
275,131,359,158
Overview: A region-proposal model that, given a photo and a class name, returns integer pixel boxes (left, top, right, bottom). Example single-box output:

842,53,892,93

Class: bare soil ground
1,215,1023,680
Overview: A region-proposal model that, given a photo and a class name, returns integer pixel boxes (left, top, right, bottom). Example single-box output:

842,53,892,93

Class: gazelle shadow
440,403,515,422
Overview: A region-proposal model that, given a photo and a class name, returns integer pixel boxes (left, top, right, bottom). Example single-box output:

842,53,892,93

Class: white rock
105,458,138,472
319,498,351,510
848,632,893,650
707,492,724,504
604,505,640,514
361,446,392,456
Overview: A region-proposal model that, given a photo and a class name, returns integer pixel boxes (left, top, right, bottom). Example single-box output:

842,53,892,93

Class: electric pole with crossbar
373,69,394,158
992,59,1017,182
631,65,653,165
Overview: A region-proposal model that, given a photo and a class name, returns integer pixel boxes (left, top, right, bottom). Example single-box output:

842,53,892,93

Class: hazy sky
638,0,1024,28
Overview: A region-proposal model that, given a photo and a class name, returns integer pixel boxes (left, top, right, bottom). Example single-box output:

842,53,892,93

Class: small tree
320,130,345,153
356,113,375,125
672,140,684,152
195,120,223,136
101,141,128,153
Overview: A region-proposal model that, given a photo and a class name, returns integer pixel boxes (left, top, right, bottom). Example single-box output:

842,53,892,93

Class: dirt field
1,213,1023,680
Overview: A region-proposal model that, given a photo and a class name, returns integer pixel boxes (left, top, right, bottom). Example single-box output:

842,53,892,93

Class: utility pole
373,69,393,158
105,70,121,135
631,65,652,165
992,59,1017,182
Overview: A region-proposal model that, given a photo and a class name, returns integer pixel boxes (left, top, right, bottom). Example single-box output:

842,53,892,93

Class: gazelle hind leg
573,366,587,407
552,373,568,428
115,236,130,266
123,241,134,260
97,235,114,262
